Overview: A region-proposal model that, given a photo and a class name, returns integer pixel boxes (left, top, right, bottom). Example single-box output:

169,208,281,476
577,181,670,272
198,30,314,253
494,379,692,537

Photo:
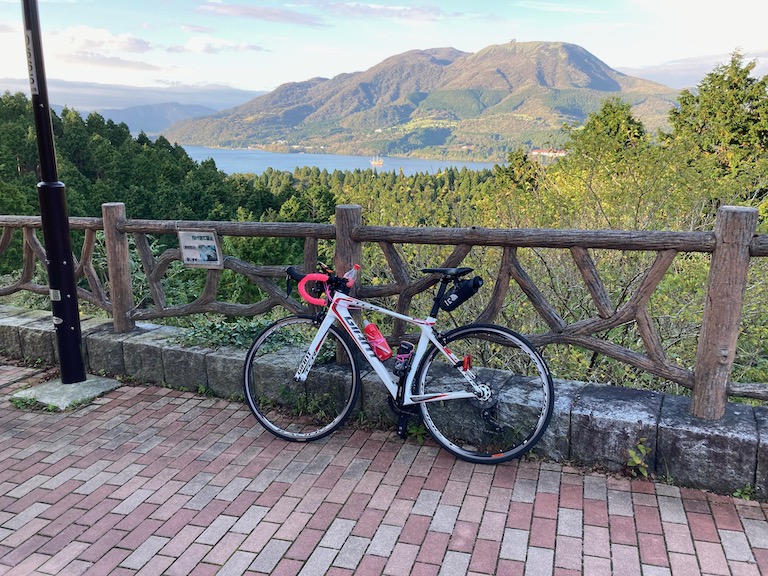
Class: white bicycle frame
294,290,481,406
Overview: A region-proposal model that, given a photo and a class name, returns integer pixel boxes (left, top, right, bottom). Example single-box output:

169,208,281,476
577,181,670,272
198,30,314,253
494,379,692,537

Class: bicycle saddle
421,267,474,278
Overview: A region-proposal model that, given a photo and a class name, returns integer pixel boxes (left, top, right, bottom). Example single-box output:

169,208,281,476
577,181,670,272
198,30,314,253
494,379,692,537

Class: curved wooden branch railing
1,203,765,417
121,216,336,320
351,232,694,386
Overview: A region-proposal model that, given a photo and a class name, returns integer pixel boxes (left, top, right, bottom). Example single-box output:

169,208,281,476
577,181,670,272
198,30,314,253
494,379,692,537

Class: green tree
665,52,768,229
534,98,694,231
566,97,646,158
0,92,38,183
475,148,544,228
669,52,768,174
58,107,95,179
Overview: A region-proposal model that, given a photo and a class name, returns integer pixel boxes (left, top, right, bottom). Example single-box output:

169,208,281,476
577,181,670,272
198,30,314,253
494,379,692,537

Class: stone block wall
1,304,765,497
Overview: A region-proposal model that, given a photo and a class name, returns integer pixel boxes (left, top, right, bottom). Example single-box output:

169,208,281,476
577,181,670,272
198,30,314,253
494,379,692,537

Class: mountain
617,50,768,89
93,102,217,136
1,78,265,137
0,78,263,112
162,41,680,161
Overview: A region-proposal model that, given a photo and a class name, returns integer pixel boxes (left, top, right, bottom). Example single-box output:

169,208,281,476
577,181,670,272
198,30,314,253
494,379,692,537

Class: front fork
293,313,332,383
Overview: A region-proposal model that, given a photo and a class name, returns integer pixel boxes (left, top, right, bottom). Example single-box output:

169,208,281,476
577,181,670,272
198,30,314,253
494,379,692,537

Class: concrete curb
0,304,764,497
10,374,124,410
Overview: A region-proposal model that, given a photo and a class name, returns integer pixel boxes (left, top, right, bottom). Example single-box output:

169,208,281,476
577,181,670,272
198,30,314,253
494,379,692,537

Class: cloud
181,23,216,34
617,50,768,89
62,51,162,71
198,2,326,26
512,1,610,14
167,36,267,54
52,26,152,54
314,2,446,21
627,0,766,56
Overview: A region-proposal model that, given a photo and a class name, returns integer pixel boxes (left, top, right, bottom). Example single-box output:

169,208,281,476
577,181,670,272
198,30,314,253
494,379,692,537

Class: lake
184,146,498,176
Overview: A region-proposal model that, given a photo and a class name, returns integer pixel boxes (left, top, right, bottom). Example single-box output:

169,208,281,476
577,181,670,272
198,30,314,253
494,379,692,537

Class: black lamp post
21,0,86,383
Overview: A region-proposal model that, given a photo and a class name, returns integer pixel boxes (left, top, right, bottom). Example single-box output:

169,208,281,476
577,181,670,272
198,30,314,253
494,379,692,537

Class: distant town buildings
530,148,567,165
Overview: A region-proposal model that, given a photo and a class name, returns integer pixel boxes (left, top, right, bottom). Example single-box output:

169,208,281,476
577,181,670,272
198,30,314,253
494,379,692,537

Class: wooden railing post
334,204,363,279
102,202,135,333
692,206,758,419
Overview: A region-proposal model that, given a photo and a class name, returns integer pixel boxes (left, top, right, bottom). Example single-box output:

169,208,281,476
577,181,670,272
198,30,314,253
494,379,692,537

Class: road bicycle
242,263,554,464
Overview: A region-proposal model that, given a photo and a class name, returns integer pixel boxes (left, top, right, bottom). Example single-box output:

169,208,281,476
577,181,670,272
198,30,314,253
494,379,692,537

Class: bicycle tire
243,315,360,442
414,324,553,464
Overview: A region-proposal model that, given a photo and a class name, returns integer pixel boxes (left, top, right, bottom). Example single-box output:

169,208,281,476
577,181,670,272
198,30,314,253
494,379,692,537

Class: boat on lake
370,155,384,167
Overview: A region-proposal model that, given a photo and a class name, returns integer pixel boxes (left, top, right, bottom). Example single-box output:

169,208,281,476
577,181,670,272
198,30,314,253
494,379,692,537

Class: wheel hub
474,382,492,402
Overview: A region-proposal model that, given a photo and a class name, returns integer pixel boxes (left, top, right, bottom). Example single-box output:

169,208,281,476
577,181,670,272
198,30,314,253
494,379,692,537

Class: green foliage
10,394,61,412
0,92,226,221
544,89,607,119
658,460,674,485
625,438,652,478
9,396,39,410
733,484,756,500
669,52,768,175
388,127,453,153
407,420,429,444
172,316,272,349
419,90,487,118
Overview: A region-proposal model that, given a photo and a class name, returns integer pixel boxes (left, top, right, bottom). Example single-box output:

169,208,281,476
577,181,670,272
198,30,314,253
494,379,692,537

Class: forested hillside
94,102,217,137
1,53,766,387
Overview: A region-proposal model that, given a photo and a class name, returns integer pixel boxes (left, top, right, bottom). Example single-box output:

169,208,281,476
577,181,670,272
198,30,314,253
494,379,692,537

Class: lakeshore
184,146,498,176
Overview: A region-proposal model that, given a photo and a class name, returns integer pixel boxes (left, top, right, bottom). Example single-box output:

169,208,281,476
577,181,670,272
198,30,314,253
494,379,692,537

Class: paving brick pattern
2,367,768,575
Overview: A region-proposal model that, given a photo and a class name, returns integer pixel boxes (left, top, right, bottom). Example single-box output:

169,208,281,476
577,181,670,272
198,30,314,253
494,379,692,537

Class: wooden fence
1,202,766,420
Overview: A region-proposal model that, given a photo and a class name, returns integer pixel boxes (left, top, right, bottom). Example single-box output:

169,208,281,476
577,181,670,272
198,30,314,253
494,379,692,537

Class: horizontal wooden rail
751,234,768,256
354,225,717,252
0,215,104,231
119,219,336,239
8,215,768,253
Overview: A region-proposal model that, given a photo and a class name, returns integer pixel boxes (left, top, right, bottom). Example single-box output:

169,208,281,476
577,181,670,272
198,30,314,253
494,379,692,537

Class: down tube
332,301,400,398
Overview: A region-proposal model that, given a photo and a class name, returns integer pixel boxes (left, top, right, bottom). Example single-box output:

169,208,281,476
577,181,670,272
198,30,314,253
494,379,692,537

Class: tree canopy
669,52,768,173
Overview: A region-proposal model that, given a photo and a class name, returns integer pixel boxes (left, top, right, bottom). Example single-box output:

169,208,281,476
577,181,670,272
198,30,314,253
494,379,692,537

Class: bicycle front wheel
415,324,553,464
243,315,360,442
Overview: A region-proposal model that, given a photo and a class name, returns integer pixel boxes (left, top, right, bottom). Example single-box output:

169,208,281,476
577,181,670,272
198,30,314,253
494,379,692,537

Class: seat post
429,278,452,318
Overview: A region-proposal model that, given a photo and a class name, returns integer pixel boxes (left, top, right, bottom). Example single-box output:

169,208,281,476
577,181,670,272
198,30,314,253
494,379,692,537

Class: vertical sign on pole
21,0,86,383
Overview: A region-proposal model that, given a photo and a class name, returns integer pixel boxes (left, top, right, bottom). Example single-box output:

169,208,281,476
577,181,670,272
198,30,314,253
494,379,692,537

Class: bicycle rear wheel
414,324,553,464
243,315,360,441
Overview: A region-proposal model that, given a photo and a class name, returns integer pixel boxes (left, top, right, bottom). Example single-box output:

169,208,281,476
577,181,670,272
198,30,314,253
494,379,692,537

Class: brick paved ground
2,363,768,575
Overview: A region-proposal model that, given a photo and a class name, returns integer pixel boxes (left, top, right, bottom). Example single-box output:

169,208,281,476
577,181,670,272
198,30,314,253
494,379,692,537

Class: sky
1,0,767,93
